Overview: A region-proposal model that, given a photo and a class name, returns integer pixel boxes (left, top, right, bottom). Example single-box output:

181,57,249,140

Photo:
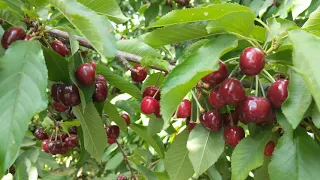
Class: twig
116,141,137,180
148,159,160,169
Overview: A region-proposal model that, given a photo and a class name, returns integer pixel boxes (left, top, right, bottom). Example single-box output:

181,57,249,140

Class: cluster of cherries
1,27,28,49
34,126,78,155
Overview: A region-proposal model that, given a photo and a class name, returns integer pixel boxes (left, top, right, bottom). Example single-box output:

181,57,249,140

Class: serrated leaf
302,7,320,30
231,129,272,180
37,151,59,169
50,0,116,59
276,110,293,137
291,0,312,20
165,130,194,180
254,157,271,180
267,17,298,41
141,56,170,71
0,41,48,177
117,39,161,58
73,102,107,162
187,125,225,176
141,72,165,91
160,35,237,128
0,9,26,29
104,153,123,170
275,0,293,18
147,116,164,136
251,25,266,42
282,70,312,129
268,128,320,179
104,100,127,131
64,27,79,55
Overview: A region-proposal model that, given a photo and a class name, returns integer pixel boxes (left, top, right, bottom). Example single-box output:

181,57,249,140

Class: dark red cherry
106,125,120,144
208,86,226,108
34,128,48,140
58,133,68,141
108,137,117,144
267,80,289,108
51,83,61,102
91,60,96,70
240,47,265,76
58,84,81,107
224,111,239,127
58,143,69,154
131,64,147,82
48,141,62,155
201,61,229,86
1,27,26,49
154,106,162,118
236,104,248,125
200,110,223,132
177,99,192,118
42,139,50,153
92,82,108,102
219,78,245,105
117,175,127,180
65,135,78,148
143,86,161,101
240,96,271,124
121,113,131,126
264,141,276,156
76,63,96,86
66,108,76,119
96,74,107,84
224,126,245,147
50,40,70,57
189,122,197,132
53,101,68,112
141,97,160,114
68,126,78,135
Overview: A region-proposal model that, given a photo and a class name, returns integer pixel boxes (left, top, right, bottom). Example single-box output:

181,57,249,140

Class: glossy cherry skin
65,135,78,148
121,113,131,126
219,78,245,105
58,84,81,107
117,175,127,180
224,110,239,127
42,139,50,153
143,86,161,101
240,96,271,124
264,141,276,156
224,126,245,147
50,40,70,57
267,80,289,108
1,27,26,49
53,101,68,112
200,110,223,132
76,63,96,86
48,141,62,155
202,61,229,86
209,86,226,108
93,82,108,102
96,74,107,84
240,47,265,76
106,125,120,144
131,64,147,82
69,126,78,135
51,84,62,102
141,97,160,114
177,99,192,118
34,128,48,140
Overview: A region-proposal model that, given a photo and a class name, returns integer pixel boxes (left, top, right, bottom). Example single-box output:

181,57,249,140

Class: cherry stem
191,90,205,113
255,75,259,96
224,57,239,64
228,64,240,78
154,73,162,87
153,87,161,99
258,78,266,98
226,105,234,126
116,140,137,180
240,75,247,82
262,69,276,83
301,120,320,142
255,18,271,33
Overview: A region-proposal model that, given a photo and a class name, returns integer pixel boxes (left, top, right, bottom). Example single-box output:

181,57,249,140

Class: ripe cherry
121,113,131,126
42,139,50,153
58,143,69,155
76,63,96,86
202,61,229,86
131,64,147,82
240,47,265,76
200,110,223,132
96,74,107,84
50,40,70,57
141,97,160,114
51,83,61,102
143,86,161,101
1,27,26,49
264,141,276,156
91,60,96,70
240,96,271,124
177,99,192,118
267,79,289,108
69,126,78,135
53,101,68,112
154,106,162,118
65,135,78,148
106,125,120,144
34,128,48,140
224,111,239,127
219,78,245,105
224,126,245,147
48,141,62,155
209,86,226,108
189,122,197,132
117,175,127,180
58,84,81,107
93,82,108,102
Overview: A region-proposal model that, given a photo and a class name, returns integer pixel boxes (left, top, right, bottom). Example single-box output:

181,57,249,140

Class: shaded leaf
312,105,320,129
141,56,170,71
104,100,127,131
148,116,164,136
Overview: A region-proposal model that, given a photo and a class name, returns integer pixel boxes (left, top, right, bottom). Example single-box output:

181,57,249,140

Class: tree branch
116,140,137,180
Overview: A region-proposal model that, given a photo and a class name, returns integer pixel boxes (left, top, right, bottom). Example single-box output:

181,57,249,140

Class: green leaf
96,62,142,100
267,17,298,41
50,0,117,59
0,9,26,29
135,164,158,180
291,0,312,20
251,25,266,42
77,0,128,24
231,129,272,180
275,0,293,18
141,56,170,71
288,30,320,112
207,165,222,180
187,125,225,176
37,151,59,169
160,35,237,128
254,157,271,180
73,102,108,162
117,39,161,58
0,41,48,177
302,7,320,30
165,130,194,180
148,3,253,28
312,105,320,129
104,153,123,170
268,128,320,179
130,124,165,158
64,27,80,56
15,158,37,180
276,110,293,137
141,72,165,91
147,116,164,136
103,100,127,131
282,70,312,129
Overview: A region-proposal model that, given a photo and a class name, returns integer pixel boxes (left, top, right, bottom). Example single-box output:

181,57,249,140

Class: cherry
53,101,68,112
143,86,161,101
224,110,239,127
154,106,162,118
240,96,271,124
50,40,70,57
140,97,160,114
76,63,96,86
51,83,61,102
34,128,48,140
65,135,78,148
92,82,108,102
236,104,248,125
177,99,192,118
264,141,276,156
69,126,78,135
42,139,50,153
200,110,223,132
219,78,245,105
96,74,107,84
48,141,62,155
1,27,26,49
208,86,226,108
267,79,289,108
57,84,81,107
67,108,76,119
189,122,197,132
58,133,68,141
202,61,229,86
121,113,131,126
106,125,120,144
224,126,245,147
131,64,147,82
91,60,96,70
240,47,265,76
117,175,127,180
58,143,69,154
